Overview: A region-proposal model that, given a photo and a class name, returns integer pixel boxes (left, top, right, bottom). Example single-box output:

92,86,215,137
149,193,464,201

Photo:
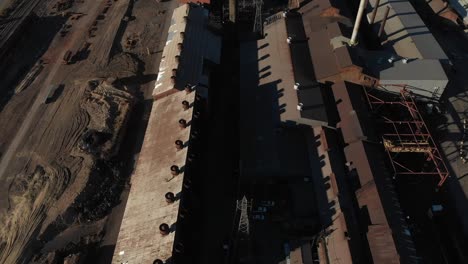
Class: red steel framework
364,88,449,187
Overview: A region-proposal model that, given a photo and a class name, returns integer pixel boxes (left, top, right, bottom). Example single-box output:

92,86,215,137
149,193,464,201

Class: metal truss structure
364,88,449,187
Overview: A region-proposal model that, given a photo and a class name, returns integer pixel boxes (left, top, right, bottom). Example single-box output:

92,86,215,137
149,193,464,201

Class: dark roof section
285,12,318,86
331,81,376,144
282,12,336,126
296,85,331,124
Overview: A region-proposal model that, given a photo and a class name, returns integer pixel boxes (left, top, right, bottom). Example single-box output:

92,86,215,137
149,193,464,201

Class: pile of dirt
80,79,134,159
95,52,140,80
0,79,134,263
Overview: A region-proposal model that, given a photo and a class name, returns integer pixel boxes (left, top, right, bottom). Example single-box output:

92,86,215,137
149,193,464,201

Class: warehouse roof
257,11,332,127
114,4,219,263
153,4,221,99
344,140,418,263
331,81,375,144
299,0,368,84
366,0,448,61
380,59,448,81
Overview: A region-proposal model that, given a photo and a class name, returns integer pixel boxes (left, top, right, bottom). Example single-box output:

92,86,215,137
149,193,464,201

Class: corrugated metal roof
380,59,448,81
366,0,448,61
313,127,354,264
256,11,331,126
113,4,220,263
300,0,363,84
153,4,221,99
343,140,419,263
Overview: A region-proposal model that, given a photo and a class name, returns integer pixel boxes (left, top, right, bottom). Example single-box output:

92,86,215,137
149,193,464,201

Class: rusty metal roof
331,81,376,144
113,4,220,263
256,12,332,127
313,127,354,264
299,0,362,83
344,140,419,263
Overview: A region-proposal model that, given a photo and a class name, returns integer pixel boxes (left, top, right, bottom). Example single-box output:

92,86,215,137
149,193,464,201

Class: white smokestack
350,0,368,46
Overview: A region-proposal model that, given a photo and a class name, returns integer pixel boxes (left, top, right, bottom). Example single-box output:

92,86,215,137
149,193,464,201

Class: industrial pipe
370,0,381,24
175,140,184,150
350,0,369,46
171,165,180,176
179,119,187,128
159,223,170,236
165,192,175,203
378,6,390,38
182,100,189,110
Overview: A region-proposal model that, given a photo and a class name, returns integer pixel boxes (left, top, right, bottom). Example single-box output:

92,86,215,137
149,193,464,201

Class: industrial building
235,0,454,262
365,0,450,100
447,0,468,25
112,4,220,263
110,0,461,263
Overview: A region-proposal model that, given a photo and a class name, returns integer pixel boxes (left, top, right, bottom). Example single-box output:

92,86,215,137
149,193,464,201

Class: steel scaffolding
364,88,450,187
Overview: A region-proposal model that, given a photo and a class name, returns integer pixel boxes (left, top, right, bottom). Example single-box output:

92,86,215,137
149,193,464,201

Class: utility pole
253,0,263,35
237,196,251,235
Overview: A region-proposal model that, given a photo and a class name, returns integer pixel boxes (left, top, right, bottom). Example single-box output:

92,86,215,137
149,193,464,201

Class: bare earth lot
0,0,176,263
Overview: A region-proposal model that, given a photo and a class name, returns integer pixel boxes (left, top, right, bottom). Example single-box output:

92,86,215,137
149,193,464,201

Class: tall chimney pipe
370,0,381,24
378,6,390,38
350,0,368,46
229,0,236,23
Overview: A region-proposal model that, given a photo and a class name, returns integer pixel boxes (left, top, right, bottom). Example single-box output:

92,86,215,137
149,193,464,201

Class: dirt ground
0,0,177,263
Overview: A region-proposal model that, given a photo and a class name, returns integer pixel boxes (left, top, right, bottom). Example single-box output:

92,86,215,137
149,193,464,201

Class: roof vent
388,56,396,63
182,100,190,110
402,58,409,64
171,165,180,176
175,55,181,63
294,83,300,90
184,84,192,94
177,43,184,51
179,118,187,128
180,32,185,40
297,103,303,111
287,37,292,44
282,11,287,18
159,223,170,235
175,140,184,150
165,192,175,203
